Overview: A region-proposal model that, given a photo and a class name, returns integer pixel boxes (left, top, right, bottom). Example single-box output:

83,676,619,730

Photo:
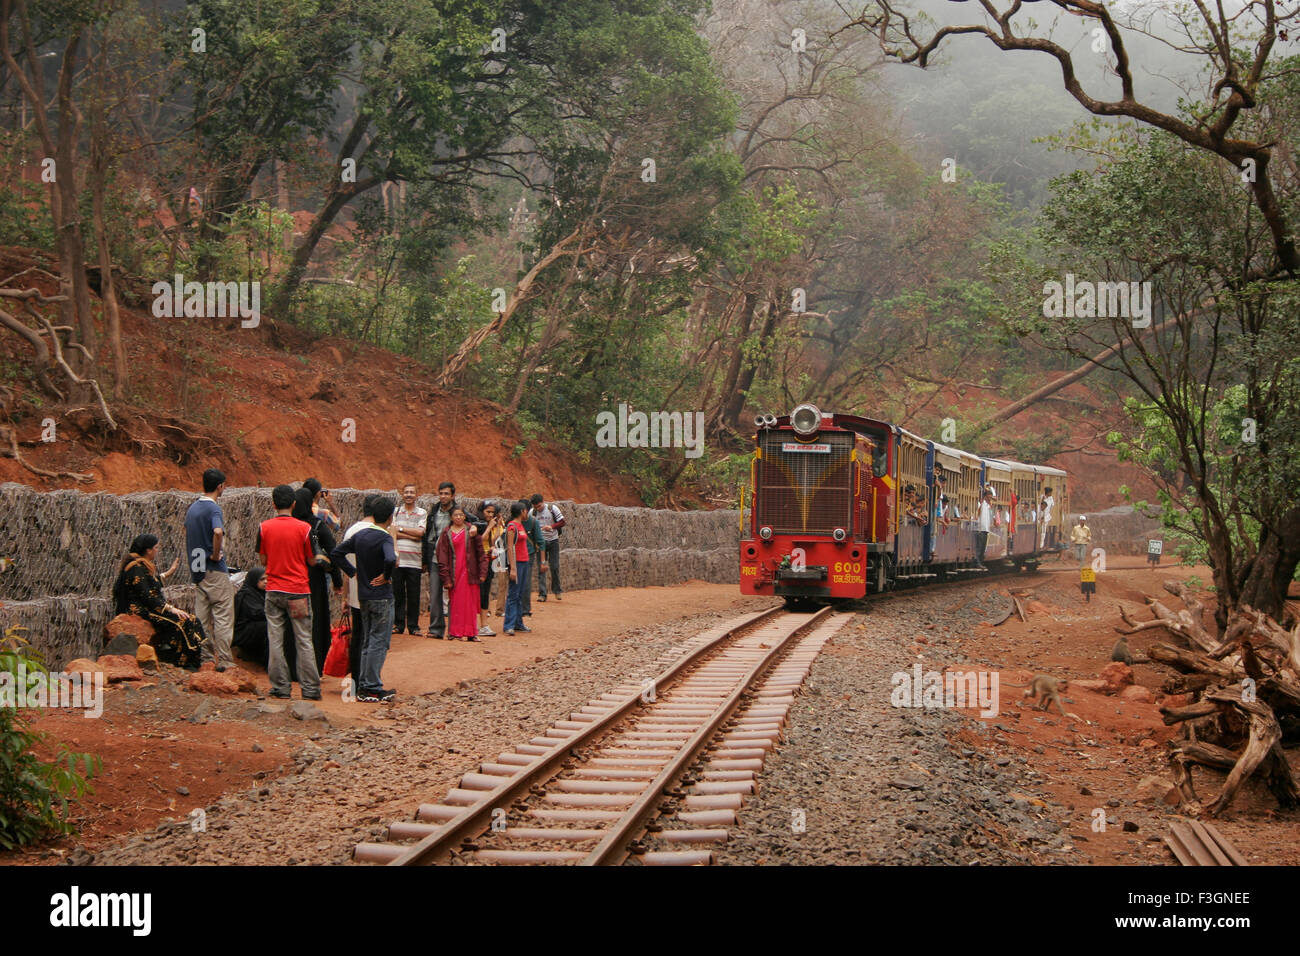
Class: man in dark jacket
332,496,398,702
422,482,457,638
518,498,545,617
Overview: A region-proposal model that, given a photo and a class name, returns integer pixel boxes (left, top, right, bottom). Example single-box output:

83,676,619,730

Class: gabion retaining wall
0,483,741,665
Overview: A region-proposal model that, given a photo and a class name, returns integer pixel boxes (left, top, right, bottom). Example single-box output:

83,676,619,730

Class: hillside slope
0,247,642,503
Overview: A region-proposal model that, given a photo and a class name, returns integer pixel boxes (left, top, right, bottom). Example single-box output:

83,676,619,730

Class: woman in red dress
436,506,486,641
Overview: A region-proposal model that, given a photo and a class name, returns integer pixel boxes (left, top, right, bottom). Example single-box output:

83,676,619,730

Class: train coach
739,404,1068,608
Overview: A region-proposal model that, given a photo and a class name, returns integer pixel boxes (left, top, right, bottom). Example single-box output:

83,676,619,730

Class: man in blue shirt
185,468,235,671
332,496,398,703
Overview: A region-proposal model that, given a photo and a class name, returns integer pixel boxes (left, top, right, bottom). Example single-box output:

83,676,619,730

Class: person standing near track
185,467,235,672
478,501,504,636
503,501,532,636
518,497,545,618
423,482,462,638
1070,514,1091,566
341,494,381,692
331,496,398,703
531,493,565,602
437,506,488,641
391,483,426,635
257,484,321,701
976,489,994,568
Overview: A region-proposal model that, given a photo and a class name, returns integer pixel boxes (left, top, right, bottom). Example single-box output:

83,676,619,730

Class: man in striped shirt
391,483,426,635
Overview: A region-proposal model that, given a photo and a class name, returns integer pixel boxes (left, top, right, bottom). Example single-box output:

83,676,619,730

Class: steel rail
580,606,834,865
387,604,788,866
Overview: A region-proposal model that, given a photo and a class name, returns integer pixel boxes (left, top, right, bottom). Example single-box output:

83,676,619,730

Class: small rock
1135,775,1180,805
96,654,144,682
288,701,327,722
251,742,264,753
64,658,105,678
1122,821,1140,833
189,699,217,724
1119,684,1154,704
136,644,159,671
1079,785,1093,796
104,632,139,656
1099,662,1135,694
176,786,190,796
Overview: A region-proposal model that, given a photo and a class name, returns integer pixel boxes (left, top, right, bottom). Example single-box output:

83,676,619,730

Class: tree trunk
435,229,582,388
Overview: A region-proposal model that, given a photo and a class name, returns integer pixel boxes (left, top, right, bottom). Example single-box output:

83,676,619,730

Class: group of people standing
109,471,567,704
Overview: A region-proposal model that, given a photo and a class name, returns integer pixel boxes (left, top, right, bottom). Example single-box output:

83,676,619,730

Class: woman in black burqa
232,566,269,665
293,487,342,670
111,533,206,668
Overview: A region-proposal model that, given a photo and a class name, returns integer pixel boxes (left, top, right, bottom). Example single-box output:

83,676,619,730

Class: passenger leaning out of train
903,484,928,525
1039,486,1056,548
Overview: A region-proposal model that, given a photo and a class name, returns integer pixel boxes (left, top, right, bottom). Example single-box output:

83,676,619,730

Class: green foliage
0,178,56,249
0,628,100,850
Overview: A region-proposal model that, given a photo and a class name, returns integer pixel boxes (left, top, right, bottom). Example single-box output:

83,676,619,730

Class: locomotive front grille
756,431,854,533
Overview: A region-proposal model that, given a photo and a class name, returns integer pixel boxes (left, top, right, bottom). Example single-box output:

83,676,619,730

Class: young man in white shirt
391,483,427,635
1039,487,1056,549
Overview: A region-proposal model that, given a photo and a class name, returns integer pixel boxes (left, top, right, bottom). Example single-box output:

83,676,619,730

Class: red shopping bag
322,619,351,678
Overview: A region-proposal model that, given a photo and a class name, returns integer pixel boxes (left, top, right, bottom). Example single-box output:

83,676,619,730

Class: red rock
1119,684,1154,703
226,666,258,693
1100,661,1135,693
65,658,105,678
105,613,155,647
1162,693,1190,708
96,654,144,682
188,670,241,696
1072,679,1109,693
136,644,158,669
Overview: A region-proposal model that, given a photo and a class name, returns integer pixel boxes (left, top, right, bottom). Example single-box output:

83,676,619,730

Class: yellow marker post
1080,566,1096,602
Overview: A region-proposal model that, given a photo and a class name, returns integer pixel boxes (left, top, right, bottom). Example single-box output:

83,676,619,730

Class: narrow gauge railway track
354,606,845,866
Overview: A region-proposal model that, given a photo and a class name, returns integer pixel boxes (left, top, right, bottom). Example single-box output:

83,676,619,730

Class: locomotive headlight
759,526,774,541
832,527,847,542
790,403,822,437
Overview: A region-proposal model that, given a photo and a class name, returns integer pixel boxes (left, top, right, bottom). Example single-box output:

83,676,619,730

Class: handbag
322,619,351,678
288,596,310,619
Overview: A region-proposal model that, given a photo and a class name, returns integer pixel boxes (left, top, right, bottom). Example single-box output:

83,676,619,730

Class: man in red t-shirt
256,484,321,699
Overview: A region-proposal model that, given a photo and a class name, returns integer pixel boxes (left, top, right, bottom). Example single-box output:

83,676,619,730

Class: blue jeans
359,597,394,695
504,561,531,632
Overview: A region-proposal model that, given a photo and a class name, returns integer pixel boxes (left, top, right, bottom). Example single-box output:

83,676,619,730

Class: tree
992,126,1300,631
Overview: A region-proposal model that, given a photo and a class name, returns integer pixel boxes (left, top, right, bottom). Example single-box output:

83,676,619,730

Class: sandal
466,635,480,642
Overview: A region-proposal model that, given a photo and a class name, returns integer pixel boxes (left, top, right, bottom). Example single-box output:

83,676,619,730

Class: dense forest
2,0,1299,626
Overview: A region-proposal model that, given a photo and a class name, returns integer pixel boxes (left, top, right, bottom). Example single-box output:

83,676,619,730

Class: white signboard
782,442,830,454
1147,539,1163,555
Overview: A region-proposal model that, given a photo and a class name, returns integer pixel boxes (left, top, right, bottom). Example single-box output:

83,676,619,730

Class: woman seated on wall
111,533,206,669
233,566,269,666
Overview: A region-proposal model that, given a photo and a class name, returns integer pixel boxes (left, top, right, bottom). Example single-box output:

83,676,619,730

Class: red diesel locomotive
739,404,1069,608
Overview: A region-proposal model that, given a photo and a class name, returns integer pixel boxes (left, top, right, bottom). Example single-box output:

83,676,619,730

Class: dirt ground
954,554,1299,865
0,582,746,863
7,564,1299,866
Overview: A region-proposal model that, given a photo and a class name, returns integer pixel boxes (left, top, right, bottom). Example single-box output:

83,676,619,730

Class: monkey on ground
1111,635,1133,666
1022,674,1067,715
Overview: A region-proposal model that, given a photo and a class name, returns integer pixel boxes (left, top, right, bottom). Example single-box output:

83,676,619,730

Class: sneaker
555,595,562,601
538,596,547,602
504,629,515,636
478,625,494,637
302,692,322,701
518,625,532,633
376,688,396,702
270,690,291,699
357,692,381,703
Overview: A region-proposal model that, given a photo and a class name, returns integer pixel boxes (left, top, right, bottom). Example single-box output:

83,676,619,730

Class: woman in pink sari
436,506,486,641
